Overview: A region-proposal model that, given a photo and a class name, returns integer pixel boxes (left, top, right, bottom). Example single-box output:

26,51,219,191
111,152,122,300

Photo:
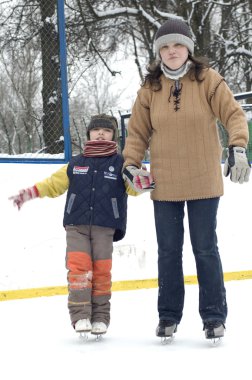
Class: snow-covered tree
67,0,252,94
0,0,251,156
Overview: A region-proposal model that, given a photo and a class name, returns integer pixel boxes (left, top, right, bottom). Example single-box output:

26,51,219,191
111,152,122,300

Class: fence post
120,113,131,151
57,0,71,161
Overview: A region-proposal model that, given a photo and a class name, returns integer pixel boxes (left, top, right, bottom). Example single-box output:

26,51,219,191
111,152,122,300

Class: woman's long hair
142,54,210,91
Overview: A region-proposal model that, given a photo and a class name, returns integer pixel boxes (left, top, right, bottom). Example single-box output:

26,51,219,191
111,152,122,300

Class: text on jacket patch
73,166,89,174
104,172,117,180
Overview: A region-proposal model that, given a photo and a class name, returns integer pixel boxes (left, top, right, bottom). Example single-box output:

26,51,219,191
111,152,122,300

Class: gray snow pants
65,225,115,327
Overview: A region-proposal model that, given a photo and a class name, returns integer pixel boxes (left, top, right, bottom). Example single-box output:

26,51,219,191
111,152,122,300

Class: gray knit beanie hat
154,18,194,56
86,114,118,141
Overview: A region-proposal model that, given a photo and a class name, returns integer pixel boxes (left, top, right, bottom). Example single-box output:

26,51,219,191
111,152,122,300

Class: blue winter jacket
63,153,127,242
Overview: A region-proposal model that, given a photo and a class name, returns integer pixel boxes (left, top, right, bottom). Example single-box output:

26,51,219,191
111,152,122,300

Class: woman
122,18,251,341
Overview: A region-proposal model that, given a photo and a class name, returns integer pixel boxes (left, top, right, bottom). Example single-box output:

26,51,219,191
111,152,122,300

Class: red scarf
83,140,118,157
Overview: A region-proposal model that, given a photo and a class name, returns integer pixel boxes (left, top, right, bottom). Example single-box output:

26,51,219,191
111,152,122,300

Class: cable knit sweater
123,68,249,201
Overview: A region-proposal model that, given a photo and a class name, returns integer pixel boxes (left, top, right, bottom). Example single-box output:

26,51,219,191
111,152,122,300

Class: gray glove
223,146,251,184
122,165,155,193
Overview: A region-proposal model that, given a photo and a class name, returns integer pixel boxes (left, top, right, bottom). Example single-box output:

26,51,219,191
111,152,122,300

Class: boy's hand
9,186,39,210
122,165,155,193
223,146,251,184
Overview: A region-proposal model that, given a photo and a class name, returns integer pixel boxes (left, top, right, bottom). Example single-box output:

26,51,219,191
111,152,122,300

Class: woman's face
159,43,189,70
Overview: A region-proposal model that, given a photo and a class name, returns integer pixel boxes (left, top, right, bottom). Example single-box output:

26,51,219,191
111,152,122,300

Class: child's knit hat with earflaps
86,114,118,141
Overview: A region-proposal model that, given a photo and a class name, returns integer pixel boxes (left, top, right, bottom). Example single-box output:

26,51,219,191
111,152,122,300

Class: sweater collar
161,60,192,80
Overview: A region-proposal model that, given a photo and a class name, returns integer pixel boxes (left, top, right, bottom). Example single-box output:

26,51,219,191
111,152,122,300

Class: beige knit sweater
123,68,249,201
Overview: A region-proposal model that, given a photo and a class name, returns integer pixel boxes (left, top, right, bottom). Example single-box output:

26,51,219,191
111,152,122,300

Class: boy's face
89,127,114,141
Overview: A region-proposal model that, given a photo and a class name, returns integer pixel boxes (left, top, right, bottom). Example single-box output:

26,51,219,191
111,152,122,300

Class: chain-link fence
0,0,70,163
0,2,251,164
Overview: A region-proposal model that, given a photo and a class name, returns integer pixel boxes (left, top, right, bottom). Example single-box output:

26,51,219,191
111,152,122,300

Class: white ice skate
75,318,92,341
91,322,107,341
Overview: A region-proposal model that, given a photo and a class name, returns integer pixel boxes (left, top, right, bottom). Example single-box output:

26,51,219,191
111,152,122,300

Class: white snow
1,163,252,379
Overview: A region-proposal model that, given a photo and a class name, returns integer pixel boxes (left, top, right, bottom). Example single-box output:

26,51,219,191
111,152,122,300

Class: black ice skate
156,320,177,344
203,321,225,345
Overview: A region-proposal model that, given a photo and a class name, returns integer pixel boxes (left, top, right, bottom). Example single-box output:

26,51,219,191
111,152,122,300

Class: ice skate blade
79,332,89,341
209,337,222,347
160,335,174,345
91,332,105,341
94,334,103,342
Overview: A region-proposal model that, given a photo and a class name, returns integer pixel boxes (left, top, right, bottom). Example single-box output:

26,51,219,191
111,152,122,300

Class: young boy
9,114,133,337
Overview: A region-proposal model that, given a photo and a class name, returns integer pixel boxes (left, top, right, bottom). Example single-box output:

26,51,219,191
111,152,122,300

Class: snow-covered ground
1,163,252,379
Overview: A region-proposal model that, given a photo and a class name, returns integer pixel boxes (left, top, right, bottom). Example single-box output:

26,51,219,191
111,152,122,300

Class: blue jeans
154,198,227,324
